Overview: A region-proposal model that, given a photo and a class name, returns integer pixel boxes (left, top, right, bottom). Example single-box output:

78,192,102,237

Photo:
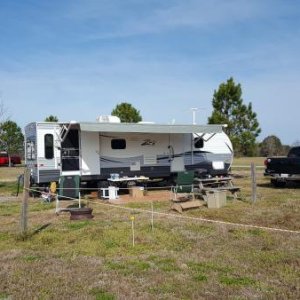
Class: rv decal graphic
141,139,156,146
225,142,233,153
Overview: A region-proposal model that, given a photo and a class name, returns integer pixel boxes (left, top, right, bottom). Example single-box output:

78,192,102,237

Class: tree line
0,78,292,163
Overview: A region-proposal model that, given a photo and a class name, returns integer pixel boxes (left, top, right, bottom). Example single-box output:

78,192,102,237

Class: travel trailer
24,117,233,187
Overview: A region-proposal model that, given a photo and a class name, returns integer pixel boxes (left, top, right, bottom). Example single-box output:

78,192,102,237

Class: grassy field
233,156,265,167
0,165,24,182
0,161,299,299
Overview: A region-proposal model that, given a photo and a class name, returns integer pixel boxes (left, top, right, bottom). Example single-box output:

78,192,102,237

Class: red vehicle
0,151,21,166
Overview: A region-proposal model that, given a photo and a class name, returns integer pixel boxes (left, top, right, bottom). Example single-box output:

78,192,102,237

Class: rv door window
45,134,54,159
111,139,126,150
194,137,204,149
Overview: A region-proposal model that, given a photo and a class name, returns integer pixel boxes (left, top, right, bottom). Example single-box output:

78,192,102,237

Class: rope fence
22,186,300,235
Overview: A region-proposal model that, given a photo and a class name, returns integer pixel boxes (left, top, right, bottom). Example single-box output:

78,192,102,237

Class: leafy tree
111,102,142,123
0,120,24,166
208,77,261,156
259,135,283,156
45,115,58,122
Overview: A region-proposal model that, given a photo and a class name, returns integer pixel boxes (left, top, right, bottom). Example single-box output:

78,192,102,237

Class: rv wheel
97,181,109,189
127,181,136,188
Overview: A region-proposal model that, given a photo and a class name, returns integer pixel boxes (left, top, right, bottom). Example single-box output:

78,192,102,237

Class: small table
107,175,149,184
101,186,119,200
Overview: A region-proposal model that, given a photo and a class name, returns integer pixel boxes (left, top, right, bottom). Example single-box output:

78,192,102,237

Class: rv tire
97,181,109,189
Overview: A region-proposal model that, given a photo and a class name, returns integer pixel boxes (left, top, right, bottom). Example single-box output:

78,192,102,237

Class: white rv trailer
24,118,233,186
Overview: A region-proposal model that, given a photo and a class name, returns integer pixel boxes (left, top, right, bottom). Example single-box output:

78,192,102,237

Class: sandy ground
97,189,172,204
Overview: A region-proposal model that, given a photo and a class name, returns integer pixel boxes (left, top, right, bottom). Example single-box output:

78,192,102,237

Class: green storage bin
59,175,80,199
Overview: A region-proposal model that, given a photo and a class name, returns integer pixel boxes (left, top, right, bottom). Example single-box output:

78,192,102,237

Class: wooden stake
55,193,60,214
151,201,154,231
251,163,257,204
21,168,30,235
130,215,135,247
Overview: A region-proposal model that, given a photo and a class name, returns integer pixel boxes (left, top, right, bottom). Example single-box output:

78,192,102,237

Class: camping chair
171,171,195,201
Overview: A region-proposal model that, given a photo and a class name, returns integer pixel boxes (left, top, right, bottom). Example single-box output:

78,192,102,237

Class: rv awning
78,122,223,134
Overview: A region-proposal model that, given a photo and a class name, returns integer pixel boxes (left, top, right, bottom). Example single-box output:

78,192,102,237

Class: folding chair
171,171,195,201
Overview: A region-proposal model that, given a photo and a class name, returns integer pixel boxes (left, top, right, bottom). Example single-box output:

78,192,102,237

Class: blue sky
0,0,299,144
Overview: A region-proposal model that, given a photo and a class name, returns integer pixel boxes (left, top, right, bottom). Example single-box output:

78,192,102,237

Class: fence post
20,168,30,236
130,215,135,247
251,162,257,204
151,201,154,231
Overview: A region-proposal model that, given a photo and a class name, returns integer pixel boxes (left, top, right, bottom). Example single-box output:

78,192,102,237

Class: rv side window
194,138,204,149
45,134,54,159
111,139,126,150
26,140,36,160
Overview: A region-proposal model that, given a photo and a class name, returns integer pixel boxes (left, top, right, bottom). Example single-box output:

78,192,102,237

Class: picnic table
193,176,240,199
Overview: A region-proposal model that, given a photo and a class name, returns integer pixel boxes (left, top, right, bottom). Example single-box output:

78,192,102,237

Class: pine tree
208,77,261,156
44,115,58,122
111,102,142,123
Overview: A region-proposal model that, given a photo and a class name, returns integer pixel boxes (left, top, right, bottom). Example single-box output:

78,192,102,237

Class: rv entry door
61,129,80,172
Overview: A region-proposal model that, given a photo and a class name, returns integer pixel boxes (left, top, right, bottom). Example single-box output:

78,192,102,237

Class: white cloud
70,0,294,40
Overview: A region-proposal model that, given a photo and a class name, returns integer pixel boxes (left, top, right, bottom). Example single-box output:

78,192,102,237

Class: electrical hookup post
20,168,30,237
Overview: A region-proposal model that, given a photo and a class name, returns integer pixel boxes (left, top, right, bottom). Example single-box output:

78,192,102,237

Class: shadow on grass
257,182,300,189
32,223,52,235
17,223,52,241
66,203,87,208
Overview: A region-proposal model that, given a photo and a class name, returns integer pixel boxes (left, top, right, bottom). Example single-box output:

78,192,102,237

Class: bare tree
0,100,5,121
0,99,10,123
292,140,300,147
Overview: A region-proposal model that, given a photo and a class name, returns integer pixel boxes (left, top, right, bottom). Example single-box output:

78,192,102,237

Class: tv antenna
190,107,205,124
190,108,198,125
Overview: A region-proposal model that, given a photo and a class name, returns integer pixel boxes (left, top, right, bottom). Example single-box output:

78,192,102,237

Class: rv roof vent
96,115,121,123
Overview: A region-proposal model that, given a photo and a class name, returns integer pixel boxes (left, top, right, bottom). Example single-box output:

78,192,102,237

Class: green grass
233,156,265,166
89,288,115,300
0,181,20,196
0,292,10,299
0,159,299,299
219,275,256,286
